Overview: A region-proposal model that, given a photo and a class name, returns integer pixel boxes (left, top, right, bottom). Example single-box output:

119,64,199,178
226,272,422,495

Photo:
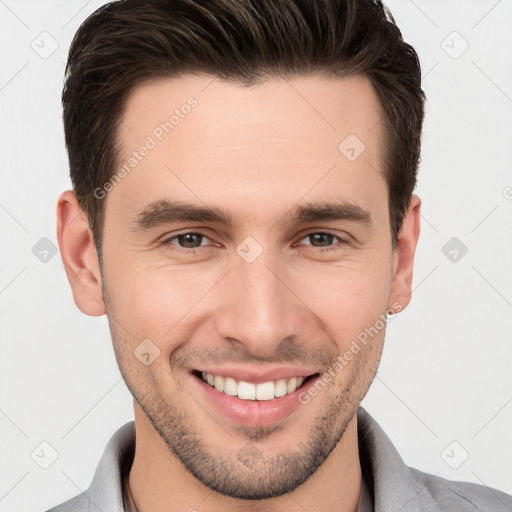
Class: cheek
104,265,198,393
109,263,216,345
293,259,392,346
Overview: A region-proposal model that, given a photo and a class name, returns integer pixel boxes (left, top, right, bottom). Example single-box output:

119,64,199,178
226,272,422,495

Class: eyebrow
129,198,373,232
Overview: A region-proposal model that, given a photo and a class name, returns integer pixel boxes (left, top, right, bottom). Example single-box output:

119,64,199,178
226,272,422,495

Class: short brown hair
62,0,425,261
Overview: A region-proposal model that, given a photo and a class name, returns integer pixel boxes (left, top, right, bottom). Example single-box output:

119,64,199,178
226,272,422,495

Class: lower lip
191,373,319,429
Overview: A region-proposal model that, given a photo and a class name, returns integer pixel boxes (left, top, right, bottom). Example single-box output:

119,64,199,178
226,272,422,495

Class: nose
214,250,304,360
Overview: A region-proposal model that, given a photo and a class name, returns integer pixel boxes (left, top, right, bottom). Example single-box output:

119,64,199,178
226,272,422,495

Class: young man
50,0,512,510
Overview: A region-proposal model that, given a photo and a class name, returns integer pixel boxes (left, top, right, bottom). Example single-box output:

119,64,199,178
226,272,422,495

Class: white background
1,1,511,511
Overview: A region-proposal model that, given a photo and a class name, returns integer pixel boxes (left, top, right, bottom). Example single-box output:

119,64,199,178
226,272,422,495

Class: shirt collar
357,407,441,511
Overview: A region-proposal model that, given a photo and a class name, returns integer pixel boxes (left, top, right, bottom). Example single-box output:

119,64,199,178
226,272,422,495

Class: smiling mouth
192,370,319,401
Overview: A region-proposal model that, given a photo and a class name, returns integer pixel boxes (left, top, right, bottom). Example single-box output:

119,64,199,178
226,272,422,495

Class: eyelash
160,230,349,255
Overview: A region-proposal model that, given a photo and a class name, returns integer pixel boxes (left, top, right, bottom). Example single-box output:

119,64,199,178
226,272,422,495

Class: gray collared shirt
45,407,512,511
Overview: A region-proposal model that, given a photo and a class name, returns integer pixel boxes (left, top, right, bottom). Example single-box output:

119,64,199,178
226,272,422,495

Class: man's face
99,73,400,498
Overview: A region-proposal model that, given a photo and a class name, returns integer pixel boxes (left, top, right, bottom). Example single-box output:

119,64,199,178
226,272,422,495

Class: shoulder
409,467,512,512
356,407,511,511
43,421,135,511
44,491,90,512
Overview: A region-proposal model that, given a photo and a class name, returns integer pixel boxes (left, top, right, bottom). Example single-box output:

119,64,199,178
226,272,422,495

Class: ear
56,190,105,316
388,194,421,312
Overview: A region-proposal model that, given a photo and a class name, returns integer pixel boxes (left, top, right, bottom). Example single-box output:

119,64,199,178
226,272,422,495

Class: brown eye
175,233,205,248
161,231,211,253
306,233,335,247
298,232,347,250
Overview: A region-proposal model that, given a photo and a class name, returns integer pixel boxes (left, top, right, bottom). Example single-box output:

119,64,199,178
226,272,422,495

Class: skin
57,73,421,512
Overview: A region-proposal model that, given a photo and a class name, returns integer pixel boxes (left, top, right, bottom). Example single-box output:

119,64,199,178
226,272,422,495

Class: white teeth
286,377,297,394
224,377,238,396
214,375,224,392
274,379,287,397
237,381,255,400
200,372,308,401
256,381,275,401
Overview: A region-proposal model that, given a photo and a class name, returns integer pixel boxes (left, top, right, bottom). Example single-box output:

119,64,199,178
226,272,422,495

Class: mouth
192,370,319,401
190,369,321,429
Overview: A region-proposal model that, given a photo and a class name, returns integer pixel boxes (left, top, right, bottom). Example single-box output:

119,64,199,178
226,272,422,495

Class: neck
128,402,362,512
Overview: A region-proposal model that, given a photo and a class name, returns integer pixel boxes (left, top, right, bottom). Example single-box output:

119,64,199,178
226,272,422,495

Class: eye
296,231,348,251
161,231,213,253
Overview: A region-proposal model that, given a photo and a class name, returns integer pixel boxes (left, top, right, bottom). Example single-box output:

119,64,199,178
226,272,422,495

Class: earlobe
56,190,106,316
388,194,421,312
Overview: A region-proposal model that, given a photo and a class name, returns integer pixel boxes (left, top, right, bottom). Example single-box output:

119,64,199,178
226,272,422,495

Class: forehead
120,72,383,153
110,73,386,223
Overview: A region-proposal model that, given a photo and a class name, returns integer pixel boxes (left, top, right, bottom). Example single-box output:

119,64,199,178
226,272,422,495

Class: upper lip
191,366,319,384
